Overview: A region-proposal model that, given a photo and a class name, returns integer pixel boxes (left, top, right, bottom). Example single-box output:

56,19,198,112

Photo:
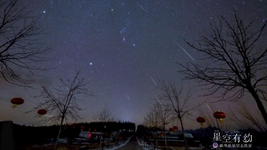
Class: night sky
0,0,266,129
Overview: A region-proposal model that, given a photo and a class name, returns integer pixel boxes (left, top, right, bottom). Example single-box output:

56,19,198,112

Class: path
116,136,143,150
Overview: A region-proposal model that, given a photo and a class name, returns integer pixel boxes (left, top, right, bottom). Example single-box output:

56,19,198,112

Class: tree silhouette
28,71,93,150
154,100,172,149
0,0,50,85
229,101,267,131
157,81,204,150
92,106,114,122
143,104,160,128
178,11,267,125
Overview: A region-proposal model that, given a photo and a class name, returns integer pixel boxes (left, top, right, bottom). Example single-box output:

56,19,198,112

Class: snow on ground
44,136,162,150
136,137,161,150
103,136,132,150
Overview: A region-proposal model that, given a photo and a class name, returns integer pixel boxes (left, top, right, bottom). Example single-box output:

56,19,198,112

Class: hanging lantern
169,128,174,132
196,116,206,126
71,123,77,128
80,125,84,131
173,126,178,131
37,109,47,117
159,132,164,137
10,97,24,108
214,110,226,123
88,132,92,138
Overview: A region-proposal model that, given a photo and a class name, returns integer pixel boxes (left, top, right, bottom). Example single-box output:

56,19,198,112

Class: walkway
116,136,143,150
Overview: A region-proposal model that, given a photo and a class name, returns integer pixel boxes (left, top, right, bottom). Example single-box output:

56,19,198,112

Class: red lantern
169,128,174,132
11,97,24,108
80,125,84,131
196,116,206,126
88,133,92,138
71,123,77,128
37,109,47,117
173,126,178,131
214,110,226,123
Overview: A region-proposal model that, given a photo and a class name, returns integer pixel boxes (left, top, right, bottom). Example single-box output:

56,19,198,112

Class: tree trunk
163,125,168,150
54,115,65,150
248,86,267,125
179,117,189,150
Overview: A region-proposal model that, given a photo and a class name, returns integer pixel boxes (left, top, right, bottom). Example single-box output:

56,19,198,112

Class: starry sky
0,0,267,129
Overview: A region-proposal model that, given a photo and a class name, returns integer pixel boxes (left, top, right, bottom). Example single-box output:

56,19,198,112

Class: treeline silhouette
9,121,135,147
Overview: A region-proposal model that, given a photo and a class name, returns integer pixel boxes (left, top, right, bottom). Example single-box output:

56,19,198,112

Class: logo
212,142,219,148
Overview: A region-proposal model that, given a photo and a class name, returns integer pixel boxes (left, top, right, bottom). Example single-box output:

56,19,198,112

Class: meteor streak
136,2,148,12
126,94,131,101
175,41,195,61
156,96,163,106
150,76,157,85
206,104,213,112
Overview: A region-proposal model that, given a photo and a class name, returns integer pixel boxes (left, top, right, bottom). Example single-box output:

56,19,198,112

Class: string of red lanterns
196,110,226,126
10,97,50,119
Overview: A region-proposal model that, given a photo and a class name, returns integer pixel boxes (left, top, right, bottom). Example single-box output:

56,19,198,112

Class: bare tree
143,106,160,128
144,101,172,129
0,0,50,85
178,11,267,125
154,100,172,149
229,102,267,132
157,81,205,150
92,106,114,122
28,71,93,150
143,101,173,149
143,104,163,149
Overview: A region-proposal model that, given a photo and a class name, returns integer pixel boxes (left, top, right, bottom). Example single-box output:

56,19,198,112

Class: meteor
126,94,131,101
175,41,195,61
206,104,213,112
136,2,148,12
156,96,163,106
150,76,157,85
